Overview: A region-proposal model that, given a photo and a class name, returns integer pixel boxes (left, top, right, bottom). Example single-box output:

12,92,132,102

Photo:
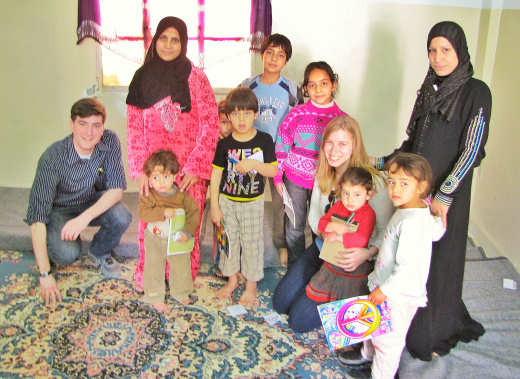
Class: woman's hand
335,246,370,272
275,183,284,198
430,197,449,228
179,173,200,192
136,174,151,196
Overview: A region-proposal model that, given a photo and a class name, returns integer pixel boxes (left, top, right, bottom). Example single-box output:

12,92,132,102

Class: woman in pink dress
126,16,219,291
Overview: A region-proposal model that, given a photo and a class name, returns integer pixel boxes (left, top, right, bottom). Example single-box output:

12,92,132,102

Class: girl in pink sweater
274,62,347,264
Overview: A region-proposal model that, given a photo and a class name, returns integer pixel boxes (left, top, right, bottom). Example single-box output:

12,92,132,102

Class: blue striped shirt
25,129,127,225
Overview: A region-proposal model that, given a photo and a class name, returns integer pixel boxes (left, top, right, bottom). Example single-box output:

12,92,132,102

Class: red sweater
318,201,376,249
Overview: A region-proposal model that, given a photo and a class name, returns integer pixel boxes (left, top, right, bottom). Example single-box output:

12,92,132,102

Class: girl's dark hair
385,153,433,199
339,167,374,193
224,87,259,115
143,149,180,176
302,61,339,98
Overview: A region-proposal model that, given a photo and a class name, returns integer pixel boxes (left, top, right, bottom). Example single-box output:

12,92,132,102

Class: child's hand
326,222,350,236
235,159,257,174
346,221,358,233
164,207,175,218
275,183,284,198
211,207,224,227
176,231,189,243
368,286,387,305
324,232,343,243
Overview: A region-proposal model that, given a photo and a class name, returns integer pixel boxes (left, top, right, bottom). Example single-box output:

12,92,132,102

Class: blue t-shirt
241,75,303,142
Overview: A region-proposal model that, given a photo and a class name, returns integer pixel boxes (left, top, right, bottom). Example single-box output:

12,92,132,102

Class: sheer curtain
77,0,272,57
250,0,272,51
77,0,150,64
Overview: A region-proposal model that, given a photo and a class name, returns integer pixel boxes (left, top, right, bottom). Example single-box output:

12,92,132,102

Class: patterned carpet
0,250,347,378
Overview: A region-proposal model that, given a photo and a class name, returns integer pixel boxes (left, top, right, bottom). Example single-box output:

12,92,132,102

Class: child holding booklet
210,87,278,305
306,167,376,303
138,149,200,311
341,153,445,379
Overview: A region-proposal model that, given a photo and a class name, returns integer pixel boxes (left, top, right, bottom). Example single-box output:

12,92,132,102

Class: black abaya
386,78,491,361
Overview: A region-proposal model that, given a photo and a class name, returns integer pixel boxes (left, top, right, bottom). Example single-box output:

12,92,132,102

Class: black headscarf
126,17,192,112
406,21,473,137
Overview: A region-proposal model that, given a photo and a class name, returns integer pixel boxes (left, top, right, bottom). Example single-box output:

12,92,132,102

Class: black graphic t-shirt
212,131,276,201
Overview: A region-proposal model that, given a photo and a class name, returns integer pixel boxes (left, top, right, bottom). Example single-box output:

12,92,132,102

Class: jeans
283,176,313,264
272,241,326,332
46,192,131,266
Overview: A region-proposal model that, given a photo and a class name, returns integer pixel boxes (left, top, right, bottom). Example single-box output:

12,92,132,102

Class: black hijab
126,17,192,112
406,21,473,137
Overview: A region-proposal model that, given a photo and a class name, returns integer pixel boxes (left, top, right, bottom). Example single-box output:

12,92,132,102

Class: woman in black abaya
375,21,491,361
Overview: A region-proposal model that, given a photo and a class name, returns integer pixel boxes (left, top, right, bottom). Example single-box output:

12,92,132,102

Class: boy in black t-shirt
210,87,278,306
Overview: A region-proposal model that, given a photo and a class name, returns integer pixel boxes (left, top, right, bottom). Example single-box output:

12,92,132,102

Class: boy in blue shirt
240,34,303,265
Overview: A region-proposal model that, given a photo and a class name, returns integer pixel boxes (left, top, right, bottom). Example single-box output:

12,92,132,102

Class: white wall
1,0,519,269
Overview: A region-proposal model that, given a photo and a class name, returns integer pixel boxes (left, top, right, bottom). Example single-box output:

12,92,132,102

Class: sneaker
88,252,121,278
343,367,372,379
338,347,372,366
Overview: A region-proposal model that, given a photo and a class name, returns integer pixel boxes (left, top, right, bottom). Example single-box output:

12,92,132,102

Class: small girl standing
274,61,347,263
306,167,376,302
341,153,445,379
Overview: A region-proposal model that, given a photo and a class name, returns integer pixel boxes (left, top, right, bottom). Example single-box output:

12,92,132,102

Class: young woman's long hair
315,115,384,195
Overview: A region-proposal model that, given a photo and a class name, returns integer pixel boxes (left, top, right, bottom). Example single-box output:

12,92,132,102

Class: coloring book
317,295,392,351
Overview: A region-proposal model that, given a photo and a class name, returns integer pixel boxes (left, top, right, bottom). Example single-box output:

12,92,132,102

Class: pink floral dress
127,64,219,285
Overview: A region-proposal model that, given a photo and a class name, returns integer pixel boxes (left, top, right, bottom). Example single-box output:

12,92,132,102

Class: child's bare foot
279,247,288,266
172,296,191,305
152,302,168,312
215,266,224,277
239,280,258,306
217,274,238,300
237,271,246,284
132,279,144,294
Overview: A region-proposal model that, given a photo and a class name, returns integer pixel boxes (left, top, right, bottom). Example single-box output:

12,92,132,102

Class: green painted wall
1,0,518,269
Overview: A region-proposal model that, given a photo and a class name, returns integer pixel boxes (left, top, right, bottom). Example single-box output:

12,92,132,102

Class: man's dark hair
70,98,107,124
260,33,292,61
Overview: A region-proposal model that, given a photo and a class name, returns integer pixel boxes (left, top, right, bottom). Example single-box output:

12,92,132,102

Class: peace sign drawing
336,299,381,339
317,296,392,350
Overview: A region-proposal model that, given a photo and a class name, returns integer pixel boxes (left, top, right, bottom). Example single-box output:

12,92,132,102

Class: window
99,0,252,88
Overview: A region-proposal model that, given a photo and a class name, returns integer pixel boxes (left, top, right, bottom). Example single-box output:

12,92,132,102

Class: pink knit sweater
274,101,347,189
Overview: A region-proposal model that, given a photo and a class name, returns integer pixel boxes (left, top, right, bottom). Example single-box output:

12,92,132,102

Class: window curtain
77,0,271,61
77,0,148,64
77,0,101,44
250,0,272,51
